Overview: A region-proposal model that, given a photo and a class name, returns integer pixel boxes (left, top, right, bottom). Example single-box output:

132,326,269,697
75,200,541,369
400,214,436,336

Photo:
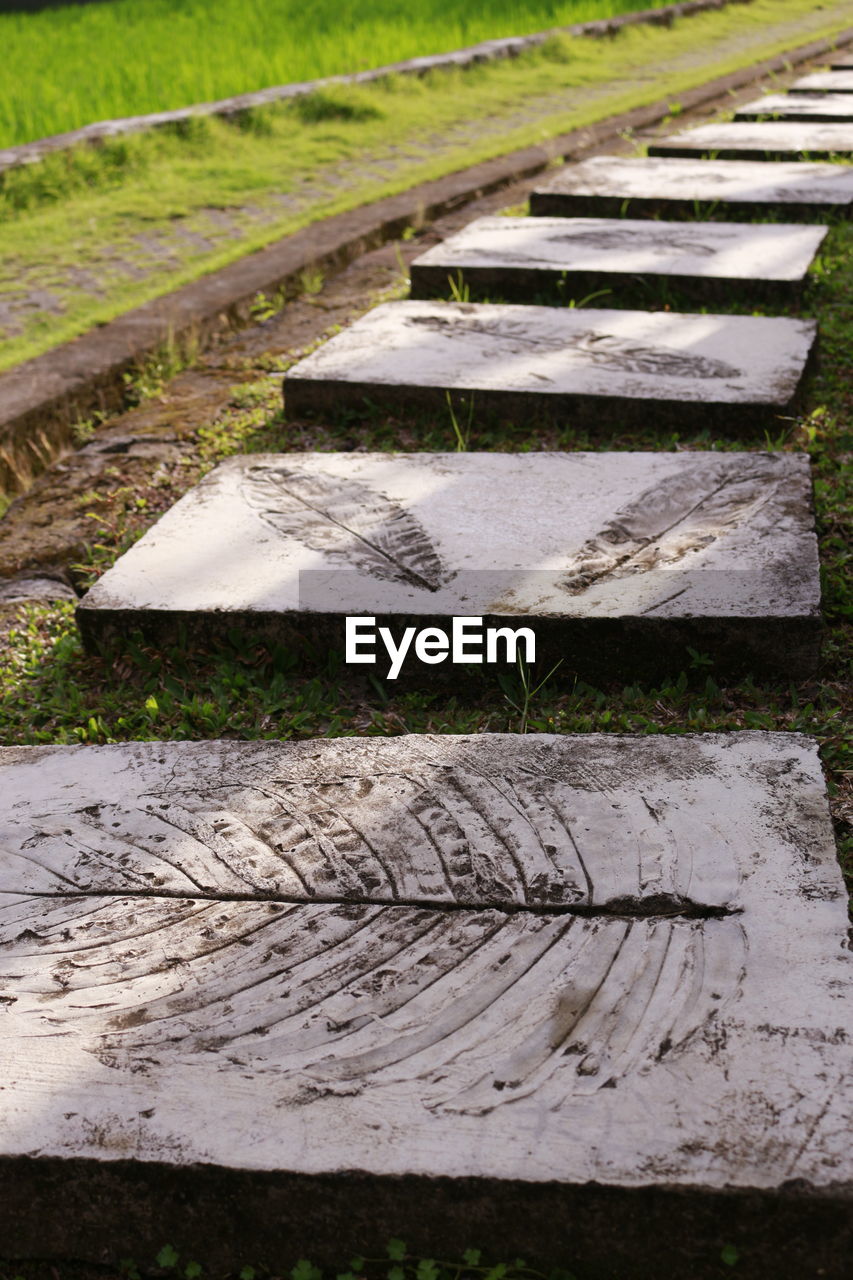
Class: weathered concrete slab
282,301,816,432
77,451,820,677
409,216,826,304
735,92,853,122
648,121,853,160
790,69,853,92
529,155,853,220
0,733,849,1271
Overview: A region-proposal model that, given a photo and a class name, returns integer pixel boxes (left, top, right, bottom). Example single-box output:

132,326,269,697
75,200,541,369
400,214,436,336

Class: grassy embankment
0,0,664,146
0,0,850,371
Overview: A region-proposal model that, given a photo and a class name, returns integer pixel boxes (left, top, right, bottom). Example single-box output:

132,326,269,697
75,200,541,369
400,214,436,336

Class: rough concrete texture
408,215,826,302
529,154,853,219
790,69,853,92
735,91,853,121
648,121,853,159
0,732,849,1272
283,301,817,431
77,451,820,677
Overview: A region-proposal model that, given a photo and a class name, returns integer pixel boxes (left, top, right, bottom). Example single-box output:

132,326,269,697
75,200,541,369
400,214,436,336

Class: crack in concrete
3,885,740,919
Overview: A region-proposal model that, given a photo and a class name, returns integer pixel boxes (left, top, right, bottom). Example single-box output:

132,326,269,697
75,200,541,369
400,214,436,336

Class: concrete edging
0,22,850,498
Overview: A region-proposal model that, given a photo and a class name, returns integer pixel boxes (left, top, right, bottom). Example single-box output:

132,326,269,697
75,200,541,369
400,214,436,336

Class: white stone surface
530,155,853,215
735,92,853,122
283,301,815,412
791,70,853,92
649,122,853,159
78,451,819,622
410,215,826,285
0,732,849,1192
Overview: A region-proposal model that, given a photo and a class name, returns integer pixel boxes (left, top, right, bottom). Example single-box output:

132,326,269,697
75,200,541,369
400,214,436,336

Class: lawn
2,0,661,147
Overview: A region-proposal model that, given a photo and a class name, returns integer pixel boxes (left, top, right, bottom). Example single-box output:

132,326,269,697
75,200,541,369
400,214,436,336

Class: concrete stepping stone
735,92,853,123
648,121,853,161
0,732,850,1268
76,450,820,678
831,56,853,70
529,155,853,220
281,301,816,432
408,215,826,305
790,69,853,93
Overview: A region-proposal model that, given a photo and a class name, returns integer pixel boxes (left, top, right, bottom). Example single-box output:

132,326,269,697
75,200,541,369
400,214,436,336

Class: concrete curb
0,0,747,177
0,22,850,498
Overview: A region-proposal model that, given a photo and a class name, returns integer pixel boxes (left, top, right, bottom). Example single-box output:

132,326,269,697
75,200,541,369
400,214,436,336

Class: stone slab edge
0,0,751,177
0,23,850,500
0,1161,850,1278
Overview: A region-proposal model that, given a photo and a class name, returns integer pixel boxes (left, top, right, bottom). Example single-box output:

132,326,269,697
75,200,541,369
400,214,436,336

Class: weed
563,286,612,309
250,291,285,323
445,390,475,451
447,272,471,304
122,329,199,407
299,266,325,297
70,417,97,448
500,657,565,733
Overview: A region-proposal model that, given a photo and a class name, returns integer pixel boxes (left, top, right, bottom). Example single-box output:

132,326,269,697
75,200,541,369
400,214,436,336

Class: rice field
2,0,663,147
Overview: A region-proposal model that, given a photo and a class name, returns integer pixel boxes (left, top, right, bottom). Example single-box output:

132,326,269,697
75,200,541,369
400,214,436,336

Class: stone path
529,154,853,218
76,451,820,679
0,733,849,1267
648,120,853,159
735,91,853,121
408,215,826,303
4,41,853,1275
282,301,816,430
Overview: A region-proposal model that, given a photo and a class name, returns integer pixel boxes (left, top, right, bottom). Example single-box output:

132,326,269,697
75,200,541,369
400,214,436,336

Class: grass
1,0,666,147
0,1235,749,1279
1,213,850,893
0,0,850,372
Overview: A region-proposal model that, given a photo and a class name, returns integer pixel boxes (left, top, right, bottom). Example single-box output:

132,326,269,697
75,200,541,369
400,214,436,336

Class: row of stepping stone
78,68,853,680
2,58,851,1270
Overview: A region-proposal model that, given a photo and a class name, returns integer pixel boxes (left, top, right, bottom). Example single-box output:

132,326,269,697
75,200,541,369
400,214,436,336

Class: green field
1,0,660,147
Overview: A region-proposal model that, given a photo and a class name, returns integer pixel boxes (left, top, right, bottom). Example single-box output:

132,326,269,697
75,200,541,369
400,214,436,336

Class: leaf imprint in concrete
648,121,853,161
408,216,826,304
76,451,820,677
529,156,853,220
0,732,849,1202
242,464,450,592
282,302,816,430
